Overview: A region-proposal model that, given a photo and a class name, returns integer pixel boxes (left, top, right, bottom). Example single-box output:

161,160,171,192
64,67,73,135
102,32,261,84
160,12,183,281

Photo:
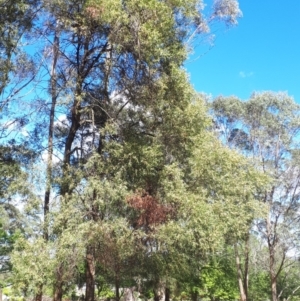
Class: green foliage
0,143,35,288
0,224,21,274
2,286,24,301
96,283,115,299
0,0,37,94
248,272,270,301
11,237,55,295
198,258,239,301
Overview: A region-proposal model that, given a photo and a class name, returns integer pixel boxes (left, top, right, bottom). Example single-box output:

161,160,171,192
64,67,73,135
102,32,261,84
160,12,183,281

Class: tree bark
271,275,277,301
234,243,247,301
165,287,170,301
61,90,81,195
44,23,59,241
35,287,43,301
269,247,278,301
191,291,198,301
53,279,63,301
115,277,120,301
52,263,64,301
243,234,250,300
267,208,278,301
85,246,96,301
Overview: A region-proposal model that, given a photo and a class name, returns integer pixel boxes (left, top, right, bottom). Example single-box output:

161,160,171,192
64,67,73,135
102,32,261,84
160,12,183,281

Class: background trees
211,91,300,301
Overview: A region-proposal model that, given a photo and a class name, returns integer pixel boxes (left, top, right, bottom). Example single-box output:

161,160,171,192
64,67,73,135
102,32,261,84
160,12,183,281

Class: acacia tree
211,91,300,301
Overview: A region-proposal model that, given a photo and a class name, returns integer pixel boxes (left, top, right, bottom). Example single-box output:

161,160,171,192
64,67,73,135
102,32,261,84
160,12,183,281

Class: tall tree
6,1,257,301
211,91,300,301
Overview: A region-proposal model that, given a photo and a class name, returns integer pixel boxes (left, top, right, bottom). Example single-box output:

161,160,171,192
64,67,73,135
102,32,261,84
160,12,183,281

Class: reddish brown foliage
127,191,175,229
85,6,104,19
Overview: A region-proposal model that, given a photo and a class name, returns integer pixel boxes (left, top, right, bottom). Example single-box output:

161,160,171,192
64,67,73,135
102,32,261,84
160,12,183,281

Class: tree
0,0,38,94
0,142,36,299
4,1,264,301
211,91,300,301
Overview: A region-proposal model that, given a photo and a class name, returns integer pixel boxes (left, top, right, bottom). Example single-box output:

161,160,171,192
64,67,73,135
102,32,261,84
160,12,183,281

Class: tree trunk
191,291,198,301
60,88,81,196
267,212,278,301
35,288,43,301
154,291,160,301
53,280,63,301
44,23,59,241
243,234,250,300
234,243,247,301
165,287,170,301
53,265,64,301
271,276,277,301
85,246,96,301
115,277,120,301
270,248,278,301
154,284,163,301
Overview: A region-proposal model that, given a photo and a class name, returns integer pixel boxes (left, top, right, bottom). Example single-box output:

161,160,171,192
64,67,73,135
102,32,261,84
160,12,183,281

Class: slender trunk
243,234,250,299
44,24,60,241
165,287,170,301
52,263,64,301
269,247,277,301
35,287,43,301
0,288,2,301
63,93,81,166
85,246,96,301
271,276,277,301
266,206,278,301
60,88,81,195
35,294,43,301
115,277,120,301
191,291,198,301
85,190,99,301
234,243,247,301
42,26,60,301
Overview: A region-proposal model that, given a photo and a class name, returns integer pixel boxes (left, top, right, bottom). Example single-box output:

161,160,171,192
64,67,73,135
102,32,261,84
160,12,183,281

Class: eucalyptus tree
211,91,300,301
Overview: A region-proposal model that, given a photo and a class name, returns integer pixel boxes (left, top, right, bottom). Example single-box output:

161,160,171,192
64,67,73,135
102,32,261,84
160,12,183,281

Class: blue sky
186,0,300,102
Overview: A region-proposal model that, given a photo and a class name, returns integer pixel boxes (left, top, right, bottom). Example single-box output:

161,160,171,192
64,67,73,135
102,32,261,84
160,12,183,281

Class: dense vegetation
0,1,300,301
